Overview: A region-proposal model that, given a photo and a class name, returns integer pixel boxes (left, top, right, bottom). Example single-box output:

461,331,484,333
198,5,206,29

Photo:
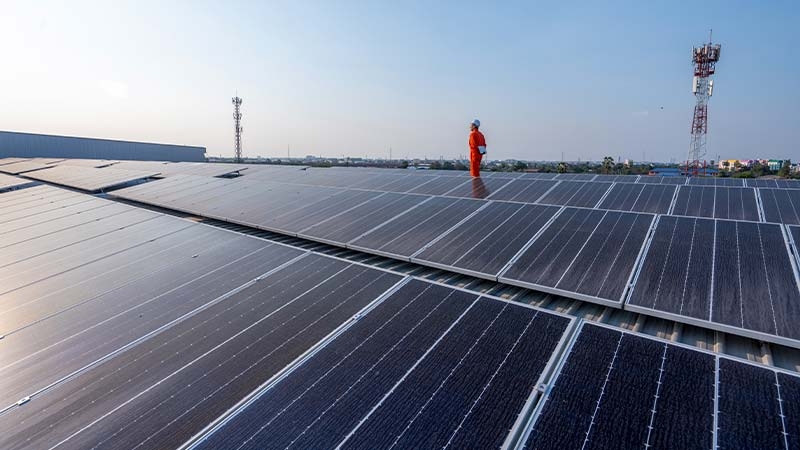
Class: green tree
514,161,528,171
602,156,614,174
557,162,567,173
779,160,792,178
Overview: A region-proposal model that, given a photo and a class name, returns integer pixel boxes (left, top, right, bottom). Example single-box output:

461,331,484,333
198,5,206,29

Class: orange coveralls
469,129,486,177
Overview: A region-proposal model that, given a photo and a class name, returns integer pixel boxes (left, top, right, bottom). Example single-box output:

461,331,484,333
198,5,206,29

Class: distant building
648,167,683,176
0,130,205,162
768,159,784,171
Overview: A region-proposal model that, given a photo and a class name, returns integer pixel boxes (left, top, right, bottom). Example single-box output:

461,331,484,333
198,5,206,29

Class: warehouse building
0,130,205,162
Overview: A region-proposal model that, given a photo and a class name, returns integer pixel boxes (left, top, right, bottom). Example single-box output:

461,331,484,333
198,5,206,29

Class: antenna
687,33,721,176
232,95,243,163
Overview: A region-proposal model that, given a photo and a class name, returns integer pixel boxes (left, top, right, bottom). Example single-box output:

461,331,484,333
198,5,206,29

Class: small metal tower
232,95,243,163
687,32,721,176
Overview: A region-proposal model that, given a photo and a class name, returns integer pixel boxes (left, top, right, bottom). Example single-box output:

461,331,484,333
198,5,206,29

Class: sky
0,0,798,162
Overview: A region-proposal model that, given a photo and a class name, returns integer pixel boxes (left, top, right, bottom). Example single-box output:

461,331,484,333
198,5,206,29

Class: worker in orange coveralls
468,119,486,177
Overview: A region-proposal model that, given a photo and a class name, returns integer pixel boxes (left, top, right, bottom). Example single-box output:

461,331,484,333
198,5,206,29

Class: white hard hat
471,119,480,127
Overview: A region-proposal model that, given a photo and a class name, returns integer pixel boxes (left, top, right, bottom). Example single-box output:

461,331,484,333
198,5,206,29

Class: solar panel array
0,183,583,450
518,323,800,450
110,168,800,348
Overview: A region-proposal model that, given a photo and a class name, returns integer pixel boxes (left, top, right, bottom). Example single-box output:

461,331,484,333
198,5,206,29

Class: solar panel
598,183,676,214
407,175,470,195
760,188,800,224
0,161,54,175
22,165,159,192
500,208,655,306
555,173,597,181
519,322,799,450
519,172,558,180
537,181,613,207
298,192,428,245
190,280,572,450
487,179,558,203
672,186,760,221
412,202,560,278
349,196,484,259
627,216,800,347
0,173,34,191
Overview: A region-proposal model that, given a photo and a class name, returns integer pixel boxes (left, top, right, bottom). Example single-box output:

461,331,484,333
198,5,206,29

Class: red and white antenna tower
687,31,721,176
232,95,243,163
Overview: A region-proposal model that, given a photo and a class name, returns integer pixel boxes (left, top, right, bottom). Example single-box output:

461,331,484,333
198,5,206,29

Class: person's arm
469,133,477,152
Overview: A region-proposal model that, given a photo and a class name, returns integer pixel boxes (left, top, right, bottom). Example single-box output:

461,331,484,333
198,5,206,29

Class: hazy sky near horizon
1,0,797,162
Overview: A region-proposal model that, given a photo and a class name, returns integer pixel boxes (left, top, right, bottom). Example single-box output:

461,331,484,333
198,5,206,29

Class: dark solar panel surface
760,188,800,224
628,216,800,346
521,324,798,450
413,203,559,277
194,280,570,450
349,196,484,258
537,181,612,207
0,255,400,450
598,183,676,214
501,208,653,305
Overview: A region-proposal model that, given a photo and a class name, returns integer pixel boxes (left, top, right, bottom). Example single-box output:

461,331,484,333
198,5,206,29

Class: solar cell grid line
637,176,663,184
0,256,402,450
375,174,436,193
760,188,800,225
349,197,485,259
299,193,430,245
0,236,302,412
776,179,800,190
190,280,572,450
487,179,559,203
518,323,716,450
788,225,800,270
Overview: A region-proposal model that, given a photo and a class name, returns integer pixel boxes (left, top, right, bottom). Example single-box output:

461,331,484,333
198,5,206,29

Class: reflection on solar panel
598,183,676,214
519,323,800,450
671,186,759,221
627,216,800,347
191,280,572,450
760,188,800,224
22,165,159,192
500,208,654,306
443,176,513,199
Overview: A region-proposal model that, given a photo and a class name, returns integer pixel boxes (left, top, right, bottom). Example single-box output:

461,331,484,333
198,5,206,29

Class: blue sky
1,0,797,162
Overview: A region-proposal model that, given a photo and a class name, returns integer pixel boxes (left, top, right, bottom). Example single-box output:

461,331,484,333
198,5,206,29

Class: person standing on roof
468,119,486,177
